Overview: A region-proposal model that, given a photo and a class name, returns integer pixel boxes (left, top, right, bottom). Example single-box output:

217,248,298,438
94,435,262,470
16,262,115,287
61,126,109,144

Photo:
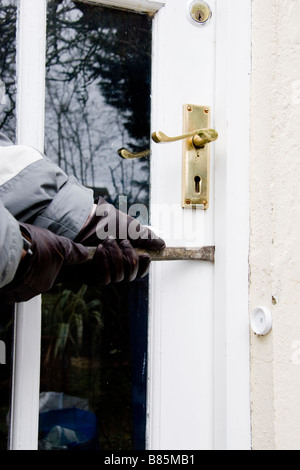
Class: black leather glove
0,223,90,304
58,197,166,286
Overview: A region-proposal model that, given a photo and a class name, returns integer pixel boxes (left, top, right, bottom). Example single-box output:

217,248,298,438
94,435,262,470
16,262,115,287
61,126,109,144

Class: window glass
0,0,18,450
0,0,17,141
39,0,152,450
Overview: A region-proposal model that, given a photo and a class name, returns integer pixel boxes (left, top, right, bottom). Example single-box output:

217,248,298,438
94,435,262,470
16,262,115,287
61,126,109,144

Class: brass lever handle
152,128,218,147
118,128,218,159
118,148,150,160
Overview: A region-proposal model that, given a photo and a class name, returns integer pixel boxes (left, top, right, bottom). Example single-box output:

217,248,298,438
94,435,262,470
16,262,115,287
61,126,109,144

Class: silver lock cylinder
186,0,212,27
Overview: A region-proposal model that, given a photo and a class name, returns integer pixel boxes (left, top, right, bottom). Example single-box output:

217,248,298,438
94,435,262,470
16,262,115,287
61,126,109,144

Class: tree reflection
44,4,153,450
0,0,152,205
45,0,152,205
0,0,17,141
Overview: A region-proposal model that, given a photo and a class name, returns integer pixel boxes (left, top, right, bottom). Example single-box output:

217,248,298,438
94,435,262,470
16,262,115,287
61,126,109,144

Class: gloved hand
0,223,90,304
58,197,166,286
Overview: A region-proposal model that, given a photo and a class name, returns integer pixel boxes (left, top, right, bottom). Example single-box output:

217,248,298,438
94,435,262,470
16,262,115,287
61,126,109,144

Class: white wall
250,0,300,450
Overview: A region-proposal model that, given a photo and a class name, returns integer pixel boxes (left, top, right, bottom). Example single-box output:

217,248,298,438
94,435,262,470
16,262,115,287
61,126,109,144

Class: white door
9,0,251,450
148,0,251,450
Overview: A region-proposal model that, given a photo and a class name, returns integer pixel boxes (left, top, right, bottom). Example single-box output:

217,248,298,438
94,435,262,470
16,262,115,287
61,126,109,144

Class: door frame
10,0,46,450
213,0,252,449
10,0,251,450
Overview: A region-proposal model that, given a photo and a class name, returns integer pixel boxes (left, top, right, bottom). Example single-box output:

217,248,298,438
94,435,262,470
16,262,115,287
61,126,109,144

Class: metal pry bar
86,246,215,262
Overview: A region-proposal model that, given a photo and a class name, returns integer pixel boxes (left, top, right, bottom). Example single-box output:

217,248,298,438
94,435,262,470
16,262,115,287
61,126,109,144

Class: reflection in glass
45,0,151,206
0,0,17,450
0,0,17,142
39,0,152,450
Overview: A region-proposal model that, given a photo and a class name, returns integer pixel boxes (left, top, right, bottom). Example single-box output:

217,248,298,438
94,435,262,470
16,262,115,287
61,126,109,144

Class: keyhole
194,175,201,193
195,9,204,21
188,1,212,26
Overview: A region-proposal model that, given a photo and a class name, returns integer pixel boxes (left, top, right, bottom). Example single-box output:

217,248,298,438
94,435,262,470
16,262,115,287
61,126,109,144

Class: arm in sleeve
0,200,23,288
0,143,94,240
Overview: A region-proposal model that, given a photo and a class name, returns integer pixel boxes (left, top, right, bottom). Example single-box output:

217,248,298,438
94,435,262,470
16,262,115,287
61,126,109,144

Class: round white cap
251,306,272,336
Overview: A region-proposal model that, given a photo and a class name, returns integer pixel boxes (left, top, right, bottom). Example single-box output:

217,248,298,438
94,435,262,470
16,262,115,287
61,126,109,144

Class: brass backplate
182,104,211,210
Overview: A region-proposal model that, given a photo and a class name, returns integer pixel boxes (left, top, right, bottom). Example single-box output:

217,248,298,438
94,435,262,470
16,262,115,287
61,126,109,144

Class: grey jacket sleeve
0,133,95,288
0,140,94,240
0,200,23,288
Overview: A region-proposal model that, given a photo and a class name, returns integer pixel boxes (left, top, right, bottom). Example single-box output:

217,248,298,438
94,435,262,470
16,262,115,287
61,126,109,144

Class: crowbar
86,246,215,262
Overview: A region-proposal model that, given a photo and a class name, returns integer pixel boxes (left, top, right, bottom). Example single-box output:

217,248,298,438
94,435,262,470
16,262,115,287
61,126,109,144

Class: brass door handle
152,128,218,147
118,128,218,159
118,104,218,211
118,148,150,160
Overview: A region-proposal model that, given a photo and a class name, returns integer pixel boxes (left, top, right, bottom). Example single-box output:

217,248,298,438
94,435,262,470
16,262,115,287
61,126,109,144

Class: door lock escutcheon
181,104,217,210
152,105,217,210
118,104,218,210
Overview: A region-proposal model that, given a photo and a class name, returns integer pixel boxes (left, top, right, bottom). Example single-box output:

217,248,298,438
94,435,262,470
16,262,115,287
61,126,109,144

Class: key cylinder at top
187,0,212,26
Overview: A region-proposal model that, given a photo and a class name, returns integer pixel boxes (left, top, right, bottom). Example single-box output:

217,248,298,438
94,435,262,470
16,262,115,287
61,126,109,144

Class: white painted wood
76,0,165,14
10,0,47,450
213,0,252,450
147,0,251,450
147,0,216,450
10,297,42,450
16,0,47,150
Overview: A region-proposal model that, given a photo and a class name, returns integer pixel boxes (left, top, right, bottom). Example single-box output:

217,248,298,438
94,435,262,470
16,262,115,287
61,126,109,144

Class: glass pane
0,0,17,450
0,0,17,142
39,0,152,450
